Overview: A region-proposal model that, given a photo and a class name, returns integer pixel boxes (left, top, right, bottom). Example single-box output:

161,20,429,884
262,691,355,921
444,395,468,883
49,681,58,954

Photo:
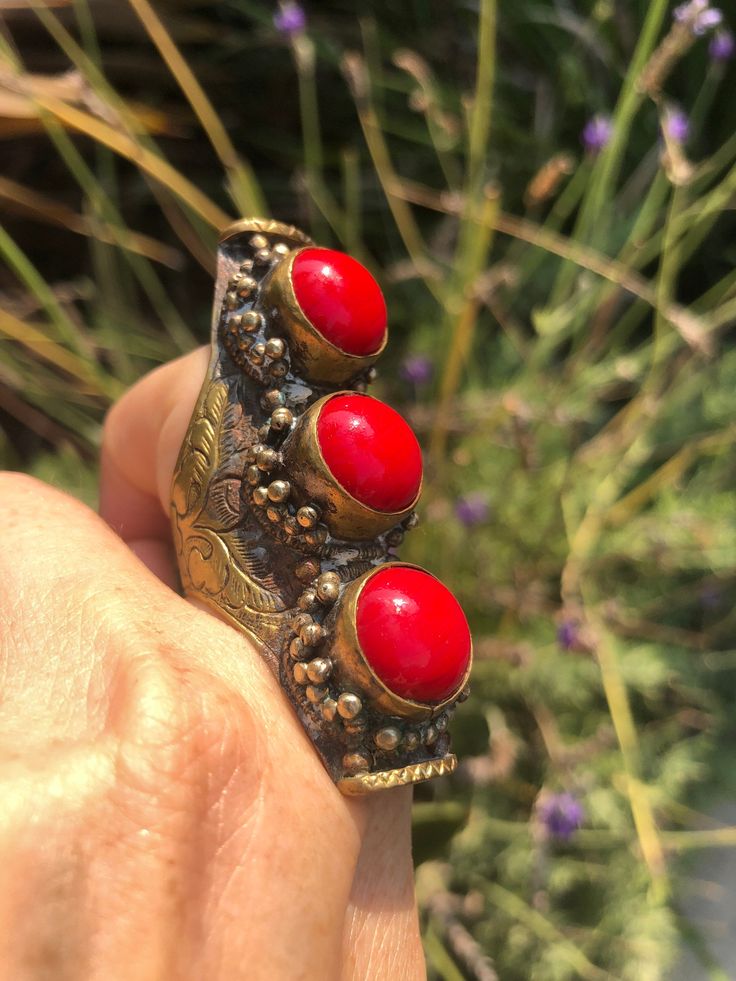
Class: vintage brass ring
171,219,472,795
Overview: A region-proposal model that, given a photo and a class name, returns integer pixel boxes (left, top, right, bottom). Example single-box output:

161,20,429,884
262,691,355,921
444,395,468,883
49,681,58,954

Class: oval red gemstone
317,394,422,512
356,566,471,703
291,248,387,356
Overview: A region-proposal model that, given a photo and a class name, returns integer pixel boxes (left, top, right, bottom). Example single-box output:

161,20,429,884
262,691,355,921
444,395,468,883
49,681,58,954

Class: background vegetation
1,0,736,977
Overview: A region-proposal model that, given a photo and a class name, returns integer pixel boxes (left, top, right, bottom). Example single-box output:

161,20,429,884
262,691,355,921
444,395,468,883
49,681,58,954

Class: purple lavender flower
556,620,579,651
538,792,584,842
664,107,690,143
455,492,490,527
399,354,434,386
710,29,735,60
699,584,722,610
581,115,613,155
274,2,306,35
674,0,723,35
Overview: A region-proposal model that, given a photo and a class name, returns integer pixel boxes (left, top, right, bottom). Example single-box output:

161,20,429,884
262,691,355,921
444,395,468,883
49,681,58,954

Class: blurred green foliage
1,0,736,977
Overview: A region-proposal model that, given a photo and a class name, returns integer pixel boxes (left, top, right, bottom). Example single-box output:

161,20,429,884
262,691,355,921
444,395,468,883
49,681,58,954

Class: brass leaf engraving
171,376,288,646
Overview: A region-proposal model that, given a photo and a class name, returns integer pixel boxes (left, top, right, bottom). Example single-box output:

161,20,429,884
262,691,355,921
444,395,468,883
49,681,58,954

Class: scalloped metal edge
337,754,458,795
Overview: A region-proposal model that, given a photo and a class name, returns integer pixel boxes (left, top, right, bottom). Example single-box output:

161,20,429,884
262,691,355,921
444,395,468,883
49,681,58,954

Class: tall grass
1,1,736,976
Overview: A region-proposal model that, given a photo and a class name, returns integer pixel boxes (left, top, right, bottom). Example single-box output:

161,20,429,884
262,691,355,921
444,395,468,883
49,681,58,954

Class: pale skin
0,347,426,981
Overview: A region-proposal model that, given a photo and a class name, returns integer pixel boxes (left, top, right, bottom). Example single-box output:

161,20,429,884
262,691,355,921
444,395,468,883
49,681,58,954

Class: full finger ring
171,219,472,795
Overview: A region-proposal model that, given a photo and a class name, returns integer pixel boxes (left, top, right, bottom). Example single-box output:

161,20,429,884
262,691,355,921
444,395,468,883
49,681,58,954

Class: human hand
0,347,425,980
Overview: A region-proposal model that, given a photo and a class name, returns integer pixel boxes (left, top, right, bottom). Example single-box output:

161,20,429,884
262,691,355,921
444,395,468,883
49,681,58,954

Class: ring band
171,219,472,794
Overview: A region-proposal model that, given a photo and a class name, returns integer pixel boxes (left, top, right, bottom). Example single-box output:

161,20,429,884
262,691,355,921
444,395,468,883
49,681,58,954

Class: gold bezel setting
260,247,387,385
281,393,422,540
329,562,473,720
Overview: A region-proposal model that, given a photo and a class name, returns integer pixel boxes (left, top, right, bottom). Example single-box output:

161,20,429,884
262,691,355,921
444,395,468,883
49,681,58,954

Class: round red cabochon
316,394,422,513
356,566,471,704
291,248,387,356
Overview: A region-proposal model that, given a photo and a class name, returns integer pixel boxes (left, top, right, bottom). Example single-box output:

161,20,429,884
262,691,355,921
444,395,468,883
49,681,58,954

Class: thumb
100,347,209,583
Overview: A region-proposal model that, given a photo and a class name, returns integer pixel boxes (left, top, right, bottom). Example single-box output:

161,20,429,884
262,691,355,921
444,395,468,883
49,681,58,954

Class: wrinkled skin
0,348,425,981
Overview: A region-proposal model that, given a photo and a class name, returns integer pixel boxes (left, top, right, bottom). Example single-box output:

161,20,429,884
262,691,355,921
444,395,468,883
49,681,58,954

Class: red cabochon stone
356,567,471,703
291,247,387,356
316,394,422,513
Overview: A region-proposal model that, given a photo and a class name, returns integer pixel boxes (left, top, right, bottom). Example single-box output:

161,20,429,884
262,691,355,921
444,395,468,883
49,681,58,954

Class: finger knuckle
111,647,259,811
0,471,96,545
0,471,64,516
0,473,119,622
0,474,94,622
